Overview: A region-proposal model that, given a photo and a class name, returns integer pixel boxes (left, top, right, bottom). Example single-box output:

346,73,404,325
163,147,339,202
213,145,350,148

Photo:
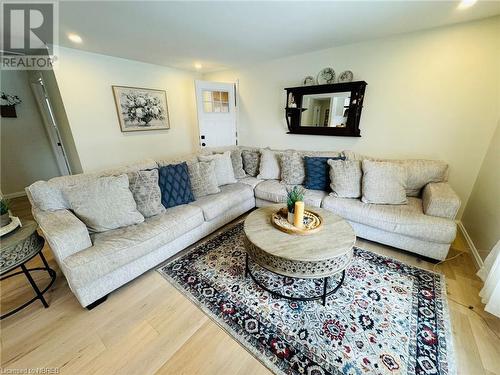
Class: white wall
0,70,61,195
53,47,200,172
206,17,500,218
462,121,500,260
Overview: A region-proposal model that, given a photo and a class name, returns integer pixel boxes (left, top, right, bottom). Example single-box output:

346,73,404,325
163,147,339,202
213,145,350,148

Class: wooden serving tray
271,208,323,235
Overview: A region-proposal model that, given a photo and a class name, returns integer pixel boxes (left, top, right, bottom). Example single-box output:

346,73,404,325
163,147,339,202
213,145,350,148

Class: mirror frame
285,81,367,137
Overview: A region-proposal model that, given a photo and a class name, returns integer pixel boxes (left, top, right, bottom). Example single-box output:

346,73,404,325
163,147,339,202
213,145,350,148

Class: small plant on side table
0,198,11,227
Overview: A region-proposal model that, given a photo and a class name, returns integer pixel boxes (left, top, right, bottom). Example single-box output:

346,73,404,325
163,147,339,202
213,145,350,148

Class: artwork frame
112,85,170,132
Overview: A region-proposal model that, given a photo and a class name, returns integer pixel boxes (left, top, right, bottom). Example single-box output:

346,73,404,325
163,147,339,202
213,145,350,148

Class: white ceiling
58,1,500,72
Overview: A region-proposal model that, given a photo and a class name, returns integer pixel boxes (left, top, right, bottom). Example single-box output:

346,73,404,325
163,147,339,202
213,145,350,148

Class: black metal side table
0,220,56,319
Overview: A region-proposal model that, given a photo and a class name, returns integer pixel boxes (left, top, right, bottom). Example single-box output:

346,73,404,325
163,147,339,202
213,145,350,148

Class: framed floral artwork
112,85,170,132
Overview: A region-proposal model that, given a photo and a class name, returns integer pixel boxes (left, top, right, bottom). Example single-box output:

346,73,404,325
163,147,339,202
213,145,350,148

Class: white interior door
195,80,237,149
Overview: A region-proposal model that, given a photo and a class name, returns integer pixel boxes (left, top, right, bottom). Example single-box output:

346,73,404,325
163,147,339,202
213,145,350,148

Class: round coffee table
0,220,56,319
243,204,355,305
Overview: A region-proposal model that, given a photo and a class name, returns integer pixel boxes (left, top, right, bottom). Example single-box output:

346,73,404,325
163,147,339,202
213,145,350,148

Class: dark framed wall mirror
285,81,367,137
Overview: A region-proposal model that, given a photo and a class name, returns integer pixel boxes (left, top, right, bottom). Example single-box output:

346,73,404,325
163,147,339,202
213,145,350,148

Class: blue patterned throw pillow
304,156,345,191
158,162,195,208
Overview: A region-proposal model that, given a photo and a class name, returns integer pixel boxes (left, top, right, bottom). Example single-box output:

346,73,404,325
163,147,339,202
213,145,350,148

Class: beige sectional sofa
26,147,460,308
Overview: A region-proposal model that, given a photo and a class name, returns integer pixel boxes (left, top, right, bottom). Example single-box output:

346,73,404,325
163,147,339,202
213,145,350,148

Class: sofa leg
86,295,108,310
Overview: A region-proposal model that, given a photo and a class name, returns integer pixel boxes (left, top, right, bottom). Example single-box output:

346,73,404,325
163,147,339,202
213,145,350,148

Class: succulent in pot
286,186,305,224
0,198,11,227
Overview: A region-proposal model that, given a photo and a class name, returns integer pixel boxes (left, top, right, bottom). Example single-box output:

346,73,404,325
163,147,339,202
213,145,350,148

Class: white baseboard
457,220,484,269
3,191,27,199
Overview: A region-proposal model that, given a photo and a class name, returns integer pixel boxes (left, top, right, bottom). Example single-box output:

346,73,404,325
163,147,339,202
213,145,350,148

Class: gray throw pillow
257,148,281,180
230,149,246,179
198,151,237,186
328,160,362,198
361,160,407,204
63,174,144,233
127,169,166,217
242,150,260,177
280,151,305,185
188,161,220,199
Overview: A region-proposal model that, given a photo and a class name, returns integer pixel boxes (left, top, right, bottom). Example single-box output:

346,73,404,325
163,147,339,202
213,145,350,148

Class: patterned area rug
157,223,455,375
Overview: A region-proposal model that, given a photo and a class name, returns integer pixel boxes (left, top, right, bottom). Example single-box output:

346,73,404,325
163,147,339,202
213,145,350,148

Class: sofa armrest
35,209,92,261
422,182,461,219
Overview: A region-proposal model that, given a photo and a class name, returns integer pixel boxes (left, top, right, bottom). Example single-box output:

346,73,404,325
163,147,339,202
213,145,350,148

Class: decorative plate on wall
317,68,336,84
338,70,354,83
302,76,316,86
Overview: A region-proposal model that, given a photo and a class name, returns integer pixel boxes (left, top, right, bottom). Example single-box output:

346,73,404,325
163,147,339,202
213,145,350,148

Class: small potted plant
0,198,11,227
286,186,305,224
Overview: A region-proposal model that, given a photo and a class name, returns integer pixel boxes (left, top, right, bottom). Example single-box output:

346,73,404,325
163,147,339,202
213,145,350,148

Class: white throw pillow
198,151,237,186
328,159,362,198
63,174,144,233
361,160,407,205
187,161,221,199
257,148,281,180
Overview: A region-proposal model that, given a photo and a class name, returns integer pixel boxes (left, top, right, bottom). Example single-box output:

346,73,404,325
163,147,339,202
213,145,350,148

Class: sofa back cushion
158,162,195,208
343,151,448,196
361,160,407,205
198,151,237,186
27,159,157,212
328,160,362,198
62,174,144,233
304,156,345,191
397,160,448,196
187,161,220,199
127,169,165,217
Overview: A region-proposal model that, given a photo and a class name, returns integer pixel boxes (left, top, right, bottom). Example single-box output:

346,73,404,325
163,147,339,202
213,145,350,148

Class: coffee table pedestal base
244,253,345,306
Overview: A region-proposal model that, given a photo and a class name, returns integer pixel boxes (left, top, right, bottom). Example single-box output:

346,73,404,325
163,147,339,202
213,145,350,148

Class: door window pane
202,91,212,101
203,101,213,112
202,90,230,113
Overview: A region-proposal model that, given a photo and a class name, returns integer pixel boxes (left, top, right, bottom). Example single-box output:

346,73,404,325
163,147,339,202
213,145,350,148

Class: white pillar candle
294,201,305,228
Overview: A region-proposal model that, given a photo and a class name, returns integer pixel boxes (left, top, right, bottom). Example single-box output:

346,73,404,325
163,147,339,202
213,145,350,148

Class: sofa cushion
190,183,254,221
242,150,260,177
304,156,344,191
237,176,263,189
361,160,407,205
28,159,158,212
63,174,144,233
343,151,448,197
257,148,282,180
127,169,166,217
187,161,220,199
198,151,237,186
328,159,362,198
158,162,195,208
400,160,449,196
254,180,327,207
63,205,204,289
321,196,456,243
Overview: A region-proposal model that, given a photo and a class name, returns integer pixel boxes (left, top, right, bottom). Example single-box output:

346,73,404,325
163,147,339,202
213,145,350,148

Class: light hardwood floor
1,197,499,374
